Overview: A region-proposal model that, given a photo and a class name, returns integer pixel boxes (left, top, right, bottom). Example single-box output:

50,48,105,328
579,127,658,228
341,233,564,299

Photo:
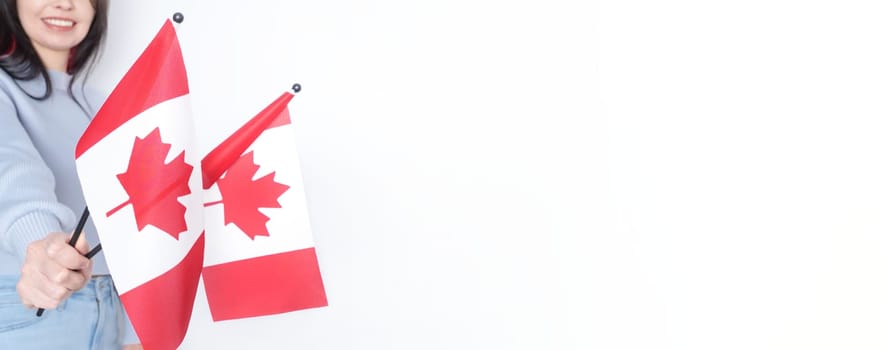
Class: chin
44,41,84,52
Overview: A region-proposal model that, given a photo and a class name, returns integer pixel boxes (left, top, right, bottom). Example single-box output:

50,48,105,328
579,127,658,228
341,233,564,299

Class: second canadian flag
201,91,328,321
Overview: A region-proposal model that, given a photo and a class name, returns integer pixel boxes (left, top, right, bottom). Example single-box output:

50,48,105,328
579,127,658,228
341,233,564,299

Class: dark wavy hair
0,0,108,100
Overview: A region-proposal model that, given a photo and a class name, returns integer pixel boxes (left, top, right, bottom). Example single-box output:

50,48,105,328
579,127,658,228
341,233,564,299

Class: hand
16,232,92,309
123,344,143,350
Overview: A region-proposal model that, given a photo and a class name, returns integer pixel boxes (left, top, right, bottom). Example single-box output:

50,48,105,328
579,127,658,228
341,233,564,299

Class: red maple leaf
106,127,194,240
206,151,289,240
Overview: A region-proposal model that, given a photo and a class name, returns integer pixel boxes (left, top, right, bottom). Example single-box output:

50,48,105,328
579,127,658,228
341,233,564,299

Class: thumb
70,230,90,255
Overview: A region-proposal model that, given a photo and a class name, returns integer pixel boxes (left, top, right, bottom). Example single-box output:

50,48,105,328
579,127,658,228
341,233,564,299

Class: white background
90,1,890,349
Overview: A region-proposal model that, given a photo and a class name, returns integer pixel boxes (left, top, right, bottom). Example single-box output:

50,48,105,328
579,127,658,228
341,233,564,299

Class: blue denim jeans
0,275,128,349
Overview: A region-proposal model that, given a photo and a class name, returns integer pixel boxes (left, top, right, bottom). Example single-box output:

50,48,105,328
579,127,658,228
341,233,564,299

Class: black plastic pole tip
292,83,302,94
172,12,184,23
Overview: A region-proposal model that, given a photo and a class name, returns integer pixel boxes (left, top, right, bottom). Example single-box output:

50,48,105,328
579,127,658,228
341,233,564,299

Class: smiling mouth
43,18,75,28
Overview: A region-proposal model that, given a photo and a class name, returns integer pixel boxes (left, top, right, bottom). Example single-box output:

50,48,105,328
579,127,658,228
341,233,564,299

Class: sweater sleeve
0,88,77,262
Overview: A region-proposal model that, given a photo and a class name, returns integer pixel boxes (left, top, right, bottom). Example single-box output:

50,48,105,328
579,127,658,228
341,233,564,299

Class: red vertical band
76,20,189,158
120,234,205,350
202,248,327,321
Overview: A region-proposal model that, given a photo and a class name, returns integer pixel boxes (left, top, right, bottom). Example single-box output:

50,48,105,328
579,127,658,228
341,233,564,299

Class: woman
0,0,140,348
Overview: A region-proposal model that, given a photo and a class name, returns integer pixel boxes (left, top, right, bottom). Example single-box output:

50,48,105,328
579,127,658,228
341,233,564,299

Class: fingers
17,232,95,310
17,262,74,310
36,257,88,291
46,233,90,271
44,233,92,291
80,259,93,281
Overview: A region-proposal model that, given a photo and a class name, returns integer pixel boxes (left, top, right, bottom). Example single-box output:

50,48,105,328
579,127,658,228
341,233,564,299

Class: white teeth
44,19,74,27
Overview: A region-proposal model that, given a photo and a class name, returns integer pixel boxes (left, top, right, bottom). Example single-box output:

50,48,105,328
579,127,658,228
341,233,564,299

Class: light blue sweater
0,69,109,275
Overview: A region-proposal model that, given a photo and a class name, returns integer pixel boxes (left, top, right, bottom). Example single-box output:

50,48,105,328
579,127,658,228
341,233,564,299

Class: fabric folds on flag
75,19,203,350
201,91,327,321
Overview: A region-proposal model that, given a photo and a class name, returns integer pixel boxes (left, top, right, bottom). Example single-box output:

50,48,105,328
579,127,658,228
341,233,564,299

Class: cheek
19,18,41,42
81,0,97,23
79,11,97,38
17,3,42,28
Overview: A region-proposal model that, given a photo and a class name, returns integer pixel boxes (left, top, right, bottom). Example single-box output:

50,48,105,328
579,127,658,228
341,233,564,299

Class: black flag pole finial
173,12,184,23
292,83,302,94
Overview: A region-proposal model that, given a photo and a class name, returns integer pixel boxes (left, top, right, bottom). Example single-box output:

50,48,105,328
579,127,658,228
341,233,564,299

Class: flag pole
201,85,300,188
36,207,93,316
86,244,103,259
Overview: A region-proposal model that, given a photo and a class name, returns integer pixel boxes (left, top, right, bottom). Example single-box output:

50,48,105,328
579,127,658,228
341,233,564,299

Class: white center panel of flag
202,124,316,267
76,95,204,293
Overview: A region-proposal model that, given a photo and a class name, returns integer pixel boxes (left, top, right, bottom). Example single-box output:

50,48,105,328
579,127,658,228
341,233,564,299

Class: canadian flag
201,91,327,321
75,20,203,350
